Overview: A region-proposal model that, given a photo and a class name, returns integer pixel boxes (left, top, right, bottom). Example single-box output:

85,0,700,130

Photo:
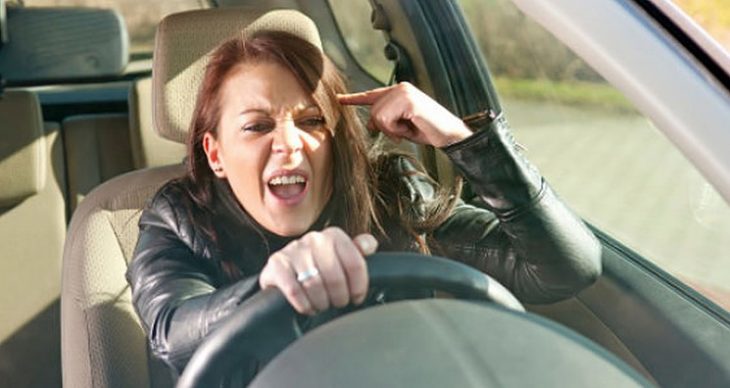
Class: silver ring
296,268,320,283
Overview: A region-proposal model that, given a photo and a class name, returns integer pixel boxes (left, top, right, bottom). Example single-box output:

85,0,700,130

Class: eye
242,120,274,133
297,116,326,129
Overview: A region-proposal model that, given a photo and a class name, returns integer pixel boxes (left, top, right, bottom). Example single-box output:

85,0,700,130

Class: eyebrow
238,104,320,116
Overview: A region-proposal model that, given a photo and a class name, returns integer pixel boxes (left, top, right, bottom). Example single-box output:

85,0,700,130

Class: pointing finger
337,85,395,105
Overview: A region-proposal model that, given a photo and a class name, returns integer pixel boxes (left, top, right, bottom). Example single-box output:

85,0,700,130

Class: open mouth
267,173,308,202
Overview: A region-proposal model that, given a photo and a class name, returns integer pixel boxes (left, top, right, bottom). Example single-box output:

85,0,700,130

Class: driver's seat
60,9,322,387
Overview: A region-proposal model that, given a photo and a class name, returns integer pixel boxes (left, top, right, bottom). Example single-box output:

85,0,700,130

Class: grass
494,77,638,114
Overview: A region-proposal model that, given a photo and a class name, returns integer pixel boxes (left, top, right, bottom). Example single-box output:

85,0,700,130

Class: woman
126,30,601,376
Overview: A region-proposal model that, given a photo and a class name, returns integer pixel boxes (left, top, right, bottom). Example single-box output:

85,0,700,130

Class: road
502,98,730,305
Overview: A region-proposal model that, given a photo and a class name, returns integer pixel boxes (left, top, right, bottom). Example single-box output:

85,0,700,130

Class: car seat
60,8,322,388
0,90,66,387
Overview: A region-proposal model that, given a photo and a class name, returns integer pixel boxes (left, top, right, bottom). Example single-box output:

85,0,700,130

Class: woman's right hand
259,227,378,315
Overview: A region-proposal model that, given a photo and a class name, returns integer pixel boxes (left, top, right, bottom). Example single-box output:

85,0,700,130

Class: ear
202,132,226,178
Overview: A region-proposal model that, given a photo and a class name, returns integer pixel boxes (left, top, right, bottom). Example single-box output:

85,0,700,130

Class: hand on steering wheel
258,227,378,315
177,252,524,388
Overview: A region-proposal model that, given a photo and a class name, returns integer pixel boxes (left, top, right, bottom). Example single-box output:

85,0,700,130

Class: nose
272,120,303,154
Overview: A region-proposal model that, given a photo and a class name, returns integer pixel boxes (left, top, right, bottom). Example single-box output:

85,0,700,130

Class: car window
458,0,730,310
328,0,391,84
21,0,210,55
674,0,730,54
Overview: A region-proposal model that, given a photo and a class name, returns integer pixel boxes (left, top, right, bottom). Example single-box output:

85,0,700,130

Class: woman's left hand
337,82,473,148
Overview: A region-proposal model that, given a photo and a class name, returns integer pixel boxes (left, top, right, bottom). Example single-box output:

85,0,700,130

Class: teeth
269,175,306,186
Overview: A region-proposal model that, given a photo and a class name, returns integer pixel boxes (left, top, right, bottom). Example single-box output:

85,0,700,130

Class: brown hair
180,31,459,278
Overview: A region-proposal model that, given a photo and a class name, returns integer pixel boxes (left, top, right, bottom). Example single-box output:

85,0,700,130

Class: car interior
0,0,729,387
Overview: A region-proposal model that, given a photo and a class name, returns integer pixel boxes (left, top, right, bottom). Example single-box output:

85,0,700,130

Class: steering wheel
176,252,524,388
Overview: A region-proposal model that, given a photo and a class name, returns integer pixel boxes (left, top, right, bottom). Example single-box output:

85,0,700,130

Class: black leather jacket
127,116,601,375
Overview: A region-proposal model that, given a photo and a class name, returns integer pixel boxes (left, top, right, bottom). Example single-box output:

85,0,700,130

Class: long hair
180,31,460,279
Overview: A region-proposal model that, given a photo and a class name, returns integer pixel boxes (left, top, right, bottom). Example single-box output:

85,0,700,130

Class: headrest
153,8,322,144
0,90,46,207
128,77,186,168
0,6,128,84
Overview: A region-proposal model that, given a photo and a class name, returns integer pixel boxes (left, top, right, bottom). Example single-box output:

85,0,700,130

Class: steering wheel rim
176,252,523,388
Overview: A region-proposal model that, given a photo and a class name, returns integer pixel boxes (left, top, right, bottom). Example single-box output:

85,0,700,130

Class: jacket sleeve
126,188,260,374
433,114,602,304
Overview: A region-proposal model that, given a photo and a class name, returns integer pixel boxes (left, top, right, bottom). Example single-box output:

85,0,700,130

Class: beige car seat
0,90,66,387
61,8,323,388
128,77,186,169
63,113,135,211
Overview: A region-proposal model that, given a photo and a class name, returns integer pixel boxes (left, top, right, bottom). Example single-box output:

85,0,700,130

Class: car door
329,0,730,386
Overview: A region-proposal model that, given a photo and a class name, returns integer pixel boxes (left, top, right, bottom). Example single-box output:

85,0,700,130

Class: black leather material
126,119,601,375
444,113,542,214
438,114,602,304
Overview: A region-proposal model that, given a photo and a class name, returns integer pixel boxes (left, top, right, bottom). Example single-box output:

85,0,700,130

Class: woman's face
204,61,333,236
